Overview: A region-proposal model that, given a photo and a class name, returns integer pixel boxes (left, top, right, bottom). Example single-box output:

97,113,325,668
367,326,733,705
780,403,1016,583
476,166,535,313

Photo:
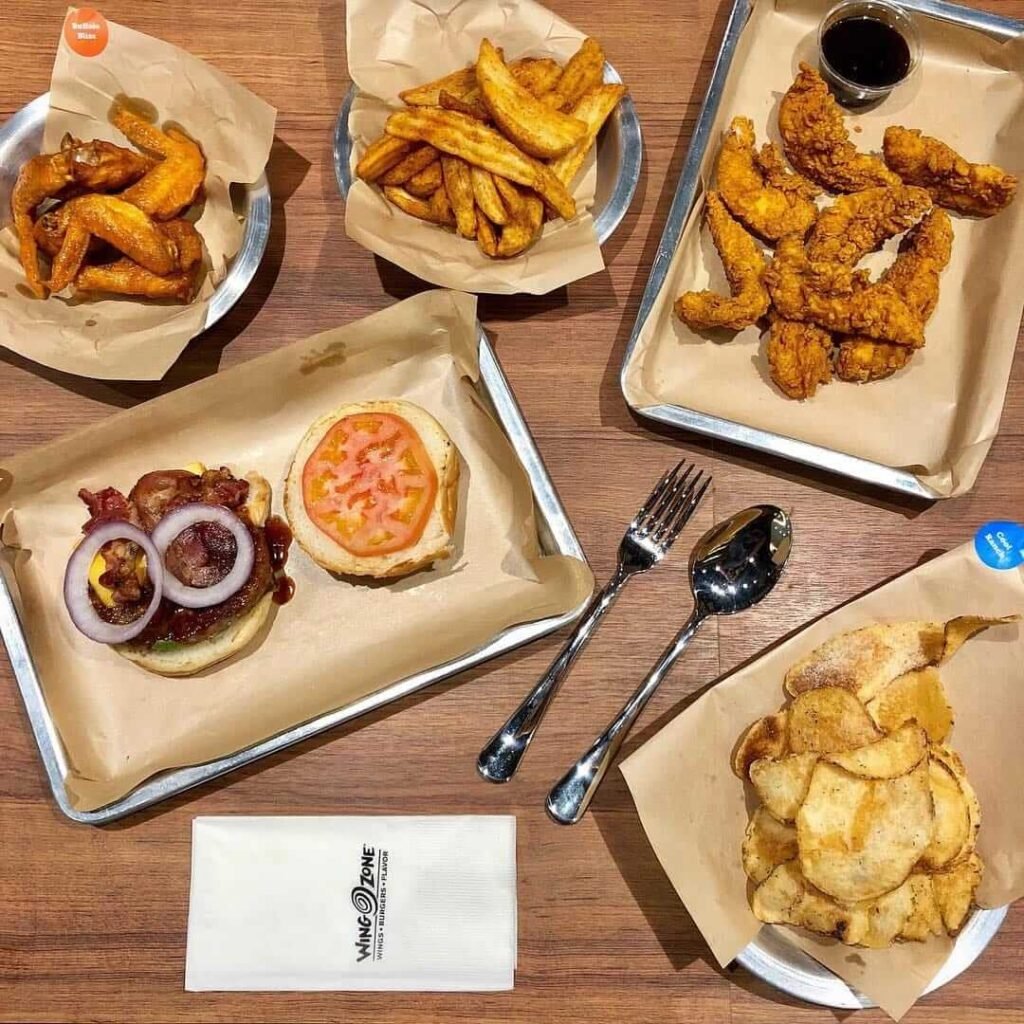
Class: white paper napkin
185,816,517,991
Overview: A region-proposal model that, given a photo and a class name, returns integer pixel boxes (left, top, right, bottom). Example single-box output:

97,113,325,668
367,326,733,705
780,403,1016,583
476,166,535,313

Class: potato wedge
440,89,490,121
441,156,477,238
899,873,944,940
475,38,587,158
476,210,499,257
356,134,415,182
383,185,451,226
384,107,577,220
865,668,954,744
788,687,881,754
429,183,456,227
498,192,544,258
510,57,563,98
470,167,508,225
399,66,478,106
797,759,933,902
405,161,443,197
825,723,927,779
543,37,606,111
742,807,798,883
493,175,526,218
931,853,982,934
919,756,970,871
749,753,818,823
732,711,788,779
379,145,440,186
550,84,627,187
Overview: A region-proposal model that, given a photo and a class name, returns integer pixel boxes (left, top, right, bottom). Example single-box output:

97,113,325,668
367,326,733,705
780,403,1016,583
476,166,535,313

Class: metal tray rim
617,0,1023,503
0,325,590,825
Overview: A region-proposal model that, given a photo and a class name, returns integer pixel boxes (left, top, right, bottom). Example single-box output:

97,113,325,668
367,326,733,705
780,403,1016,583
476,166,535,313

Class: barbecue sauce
265,515,295,605
821,16,911,88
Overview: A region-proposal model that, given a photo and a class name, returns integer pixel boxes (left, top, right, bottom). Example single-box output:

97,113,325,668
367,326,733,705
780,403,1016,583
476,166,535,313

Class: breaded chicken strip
675,192,770,331
766,317,833,399
716,116,820,241
806,185,932,265
764,236,923,347
883,126,1017,217
779,63,900,194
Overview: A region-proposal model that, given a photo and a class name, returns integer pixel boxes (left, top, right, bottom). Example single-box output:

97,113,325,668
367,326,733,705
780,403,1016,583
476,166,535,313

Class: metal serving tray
619,0,1022,501
333,61,642,246
0,93,270,336
0,327,590,825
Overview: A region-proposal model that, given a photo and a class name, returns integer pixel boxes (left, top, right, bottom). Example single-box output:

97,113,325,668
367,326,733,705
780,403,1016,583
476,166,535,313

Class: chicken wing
47,194,178,294
883,126,1017,217
74,259,198,302
835,208,953,382
766,317,833,399
715,116,820,241
806,185,932,265
778,63,900,194
764,236,923,347
111,105,206,220
675,191,770,330
62,134,154,192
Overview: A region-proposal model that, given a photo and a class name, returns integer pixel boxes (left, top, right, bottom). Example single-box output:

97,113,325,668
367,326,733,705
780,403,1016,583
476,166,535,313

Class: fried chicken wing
835,208,954,382
779,63,900,194
74,259,198,302
883,126,1018,217
47,194,178,294
675,191,770,330
715,116,820,241
766,317,834,399
806,185,932,265
111,105,206,220
764,236,924,347
62,134,155,192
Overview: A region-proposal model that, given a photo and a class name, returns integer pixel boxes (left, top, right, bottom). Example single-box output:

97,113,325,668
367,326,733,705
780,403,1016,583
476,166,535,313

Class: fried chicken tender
883,126,1018,217
779,63,900,194
111,105,206,220
675,192,770,330
835,208,954,382
766,317,833,399
764,236,924,347
806,185,932,265
716,116,820,241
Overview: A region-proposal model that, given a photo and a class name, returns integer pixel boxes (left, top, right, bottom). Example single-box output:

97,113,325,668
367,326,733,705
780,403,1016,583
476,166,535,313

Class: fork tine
660,473,712,549
629,459,686,532
650,469,702,543
640,463,693,534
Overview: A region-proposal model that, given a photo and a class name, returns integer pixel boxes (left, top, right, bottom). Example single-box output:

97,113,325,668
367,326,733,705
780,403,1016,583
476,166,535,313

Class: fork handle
545,607,708,825
477,572,629,783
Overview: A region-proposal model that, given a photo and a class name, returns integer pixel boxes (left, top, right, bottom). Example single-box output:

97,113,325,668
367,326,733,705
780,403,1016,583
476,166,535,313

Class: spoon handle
546,607,708,825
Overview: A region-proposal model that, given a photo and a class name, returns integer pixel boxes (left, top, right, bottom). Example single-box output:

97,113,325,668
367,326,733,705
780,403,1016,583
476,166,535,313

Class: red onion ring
149,503,255,609
63,523,164,644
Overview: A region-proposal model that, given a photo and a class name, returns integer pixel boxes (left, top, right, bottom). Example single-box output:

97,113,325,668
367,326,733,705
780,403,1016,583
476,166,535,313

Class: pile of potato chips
733,615,1015,949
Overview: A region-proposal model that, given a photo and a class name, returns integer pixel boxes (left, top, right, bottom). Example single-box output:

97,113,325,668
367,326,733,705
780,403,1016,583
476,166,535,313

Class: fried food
439,89,490,121
787,686,881,754
716,116,819,242
63,134,155,191
764,236,924,347
405,161,443,197
750,752,818,823
833,338,910,383
470,167,508,225
779,63,901,193
765,317,833,400
398,57,560,107
675,192,770,330
806,185,932,265
475,38,587,158
379,145,440,186
865,668,953,744
111,105,206,220
883,126,1018,217
493,178,544,258
732,711,789,779
355,134,415,182
549,84,628,188
931,853,983,934
383,185,452,226
824,723,926,779
47,194,179,294
441,156,477,239
475,211,499,257
742,807,798,883
74,258,198,301
543,38,605,112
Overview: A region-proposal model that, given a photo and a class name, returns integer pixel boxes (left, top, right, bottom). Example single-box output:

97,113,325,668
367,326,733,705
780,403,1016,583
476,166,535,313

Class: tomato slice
302,412,438,557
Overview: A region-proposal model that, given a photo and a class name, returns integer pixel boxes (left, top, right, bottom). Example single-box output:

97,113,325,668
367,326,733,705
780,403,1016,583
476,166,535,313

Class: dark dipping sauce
822,16,911,88
264,514,295,605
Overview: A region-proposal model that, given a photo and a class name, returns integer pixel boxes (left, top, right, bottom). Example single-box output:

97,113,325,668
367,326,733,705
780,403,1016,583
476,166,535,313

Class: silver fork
477,460,711,784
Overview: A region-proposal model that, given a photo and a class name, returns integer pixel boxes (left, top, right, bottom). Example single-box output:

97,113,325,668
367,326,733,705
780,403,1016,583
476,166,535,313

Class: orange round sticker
63,8,109,58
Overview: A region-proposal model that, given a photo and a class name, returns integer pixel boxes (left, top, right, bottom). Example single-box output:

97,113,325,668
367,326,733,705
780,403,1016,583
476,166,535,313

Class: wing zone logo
351,844,390,963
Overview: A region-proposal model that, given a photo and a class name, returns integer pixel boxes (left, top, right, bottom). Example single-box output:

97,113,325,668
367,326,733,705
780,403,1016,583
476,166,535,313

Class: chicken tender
806,185,932,265
883,126,1017,217
766,318,833,399
764,236,923,347
834,338,911,382
675,191,770,331
779,63,900,194
716,116,820,241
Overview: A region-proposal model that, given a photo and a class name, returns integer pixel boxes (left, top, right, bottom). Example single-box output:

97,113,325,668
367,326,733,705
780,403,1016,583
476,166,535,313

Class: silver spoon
545,505,793,826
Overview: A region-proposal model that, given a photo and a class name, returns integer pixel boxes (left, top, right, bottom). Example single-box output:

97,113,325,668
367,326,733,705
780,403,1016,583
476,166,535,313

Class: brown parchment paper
344,0,606,295
0,289,593,811
620,542,1024,1019
0,10,276,381
622,0,1024,498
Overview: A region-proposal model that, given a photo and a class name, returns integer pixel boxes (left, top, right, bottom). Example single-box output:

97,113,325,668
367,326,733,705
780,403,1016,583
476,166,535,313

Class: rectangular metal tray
0,327,590,825
619,0,1022,501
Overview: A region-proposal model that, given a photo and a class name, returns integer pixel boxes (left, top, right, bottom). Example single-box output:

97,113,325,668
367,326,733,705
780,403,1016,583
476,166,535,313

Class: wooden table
2,2,1022,1021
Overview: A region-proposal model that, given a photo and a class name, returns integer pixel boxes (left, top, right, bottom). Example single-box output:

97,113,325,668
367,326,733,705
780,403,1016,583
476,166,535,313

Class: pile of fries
355,37,627,259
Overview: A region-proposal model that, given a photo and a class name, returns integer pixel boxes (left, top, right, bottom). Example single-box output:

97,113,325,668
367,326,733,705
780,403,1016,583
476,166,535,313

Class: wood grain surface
2,2,1023,1022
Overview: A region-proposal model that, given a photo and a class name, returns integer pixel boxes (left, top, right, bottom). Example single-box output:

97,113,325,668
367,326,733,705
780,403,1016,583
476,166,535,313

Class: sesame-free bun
116,472,273,677
284,400,460,579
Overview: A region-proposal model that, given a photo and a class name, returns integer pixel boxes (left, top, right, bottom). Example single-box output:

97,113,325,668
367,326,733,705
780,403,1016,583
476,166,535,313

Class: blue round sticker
974,521,1024,570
